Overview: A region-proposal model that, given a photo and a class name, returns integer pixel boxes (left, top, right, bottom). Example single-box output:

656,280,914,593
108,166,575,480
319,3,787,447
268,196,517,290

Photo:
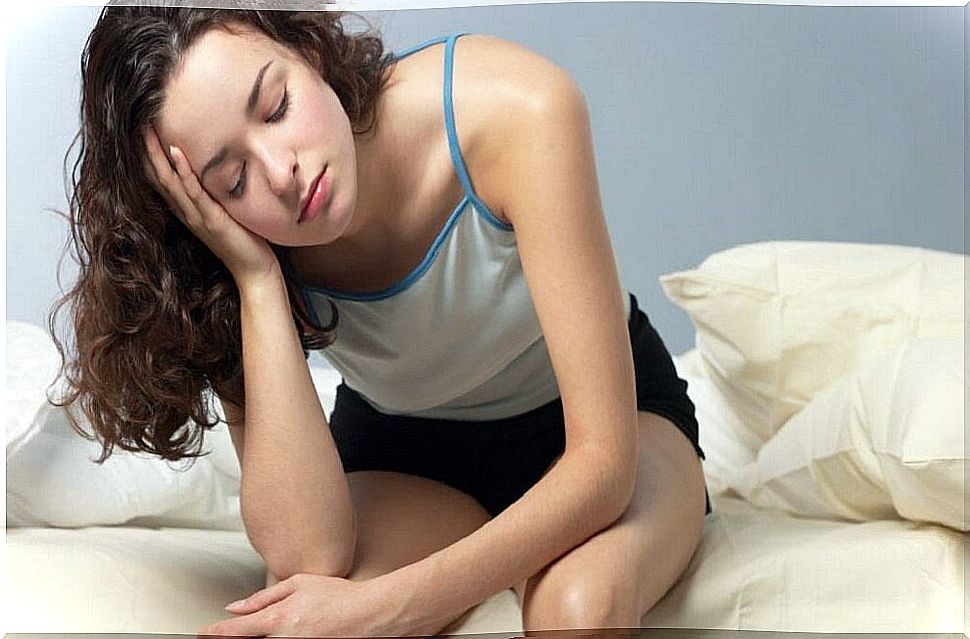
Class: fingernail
225,599,245,610
168,145,177,160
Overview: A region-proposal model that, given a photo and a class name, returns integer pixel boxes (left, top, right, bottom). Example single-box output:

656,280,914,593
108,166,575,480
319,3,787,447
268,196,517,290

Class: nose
256,141,298,198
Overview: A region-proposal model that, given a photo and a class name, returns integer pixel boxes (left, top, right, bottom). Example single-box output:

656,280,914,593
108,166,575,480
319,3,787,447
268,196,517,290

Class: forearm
236,268,356,579
376,444,637,632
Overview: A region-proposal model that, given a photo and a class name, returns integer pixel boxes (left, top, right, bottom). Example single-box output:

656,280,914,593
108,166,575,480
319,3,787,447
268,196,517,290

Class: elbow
309,526,358,579
596,448,639,525
266,548,356,581
615,448,639,518
262,531,357,581
613,466,637,522
565,445,637,529
251,514,359,581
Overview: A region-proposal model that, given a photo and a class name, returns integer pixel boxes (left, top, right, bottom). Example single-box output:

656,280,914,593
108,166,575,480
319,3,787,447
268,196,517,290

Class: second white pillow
727,335,966,531
659,242,965,445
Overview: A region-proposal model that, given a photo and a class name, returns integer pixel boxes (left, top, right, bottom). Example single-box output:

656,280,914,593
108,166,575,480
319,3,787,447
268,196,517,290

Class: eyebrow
199,59,274,184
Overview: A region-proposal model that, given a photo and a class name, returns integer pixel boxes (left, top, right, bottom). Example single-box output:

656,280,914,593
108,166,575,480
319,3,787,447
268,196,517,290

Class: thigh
344,470,492,580
518,411,707,631
266,469,491,587
627,293,707,466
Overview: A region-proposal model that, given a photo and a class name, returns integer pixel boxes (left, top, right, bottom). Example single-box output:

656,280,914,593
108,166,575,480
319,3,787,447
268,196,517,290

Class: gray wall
6,3,965,357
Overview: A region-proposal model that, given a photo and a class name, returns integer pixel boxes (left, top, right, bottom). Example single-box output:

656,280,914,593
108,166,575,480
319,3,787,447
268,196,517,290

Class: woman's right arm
221,269,357,581
140,127,356,579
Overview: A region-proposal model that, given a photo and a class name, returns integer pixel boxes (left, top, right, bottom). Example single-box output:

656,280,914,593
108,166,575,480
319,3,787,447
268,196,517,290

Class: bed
6,241,966,635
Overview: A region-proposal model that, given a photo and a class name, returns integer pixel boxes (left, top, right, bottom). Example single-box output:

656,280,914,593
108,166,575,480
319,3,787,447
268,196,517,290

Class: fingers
141,126,175,191
197,583,295,638
142,126,186,222
224,578,295,615
169,145,207,204
198,606,277,638
142,126,216,230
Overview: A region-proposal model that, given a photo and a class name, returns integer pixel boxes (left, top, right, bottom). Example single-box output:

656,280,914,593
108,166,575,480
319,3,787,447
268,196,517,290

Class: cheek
298,90,342,135
295,110,325,137
228,200,281,239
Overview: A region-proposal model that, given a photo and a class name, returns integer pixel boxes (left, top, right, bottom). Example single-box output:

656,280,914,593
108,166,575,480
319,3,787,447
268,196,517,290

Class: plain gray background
6,2,965,357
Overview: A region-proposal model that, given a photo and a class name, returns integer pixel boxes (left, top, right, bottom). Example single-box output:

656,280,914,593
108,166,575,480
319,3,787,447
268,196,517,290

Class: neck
328,62,411,255
343,124,403,249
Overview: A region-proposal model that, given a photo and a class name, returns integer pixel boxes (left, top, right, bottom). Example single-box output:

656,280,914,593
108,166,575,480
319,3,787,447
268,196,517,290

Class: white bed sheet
5,348,965,634
5,491,965,634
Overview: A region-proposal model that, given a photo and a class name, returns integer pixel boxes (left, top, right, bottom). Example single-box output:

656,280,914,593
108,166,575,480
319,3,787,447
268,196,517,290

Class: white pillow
727,335,966,531
6,401,245,530
307,352,342,419
6,321,63,458
6,319,345,530
671,348,760,497
659,241,965,445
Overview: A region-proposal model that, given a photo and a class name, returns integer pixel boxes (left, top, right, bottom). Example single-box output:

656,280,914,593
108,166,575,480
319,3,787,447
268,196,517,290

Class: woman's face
155,24,357,247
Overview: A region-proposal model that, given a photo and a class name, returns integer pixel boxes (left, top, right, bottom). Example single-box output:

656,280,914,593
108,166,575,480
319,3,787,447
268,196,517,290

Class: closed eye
267,87,290,124
228,87,291,199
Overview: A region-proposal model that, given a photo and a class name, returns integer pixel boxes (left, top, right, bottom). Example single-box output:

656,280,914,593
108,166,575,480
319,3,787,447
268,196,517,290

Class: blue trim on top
301,286,323,328
278,256,325,328
442,33,515,233
292,33,517,305
298,196,473,302
442,35,475,208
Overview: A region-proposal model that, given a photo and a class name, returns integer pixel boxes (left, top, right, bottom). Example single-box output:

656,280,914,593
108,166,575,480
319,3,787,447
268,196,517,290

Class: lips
300,166,328,223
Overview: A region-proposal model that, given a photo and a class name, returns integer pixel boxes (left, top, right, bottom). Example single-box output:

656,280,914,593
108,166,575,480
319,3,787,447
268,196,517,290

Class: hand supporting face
142,126,280,286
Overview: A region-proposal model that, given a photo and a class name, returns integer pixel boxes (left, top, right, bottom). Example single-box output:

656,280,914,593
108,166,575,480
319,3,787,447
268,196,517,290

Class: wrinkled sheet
6,492,964,634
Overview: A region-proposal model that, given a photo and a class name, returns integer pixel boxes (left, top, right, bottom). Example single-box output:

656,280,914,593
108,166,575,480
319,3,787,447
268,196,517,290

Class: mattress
5,490,965,634
5,344,965,634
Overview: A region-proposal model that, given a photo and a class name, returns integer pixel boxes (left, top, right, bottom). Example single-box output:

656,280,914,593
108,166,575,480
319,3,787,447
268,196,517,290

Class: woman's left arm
374,57,641,633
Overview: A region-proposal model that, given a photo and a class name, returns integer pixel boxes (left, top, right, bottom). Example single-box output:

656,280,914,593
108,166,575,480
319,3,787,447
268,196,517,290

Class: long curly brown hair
49,3,393,464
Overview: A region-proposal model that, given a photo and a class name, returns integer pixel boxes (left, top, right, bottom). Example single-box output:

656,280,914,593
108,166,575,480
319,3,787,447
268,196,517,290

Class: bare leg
261,470,492,633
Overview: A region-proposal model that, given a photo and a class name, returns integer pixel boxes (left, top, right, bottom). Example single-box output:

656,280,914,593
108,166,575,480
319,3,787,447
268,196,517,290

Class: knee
522,576,640,632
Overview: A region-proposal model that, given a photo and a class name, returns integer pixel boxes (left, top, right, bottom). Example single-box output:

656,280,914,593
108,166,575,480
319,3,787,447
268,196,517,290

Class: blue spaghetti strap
390,33,512,230
388,33,477,204
442,33,511,230
389,34,453,62
442,33,477,203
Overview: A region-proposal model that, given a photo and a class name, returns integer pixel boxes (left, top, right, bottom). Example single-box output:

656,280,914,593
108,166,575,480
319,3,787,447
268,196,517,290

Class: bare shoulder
386,33,576,130
450,36,581,138
383,34,584,223
390,33,572,98
450,35,585,222
451,34,575,94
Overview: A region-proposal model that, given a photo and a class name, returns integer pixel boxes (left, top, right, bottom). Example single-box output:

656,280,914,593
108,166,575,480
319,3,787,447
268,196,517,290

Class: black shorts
328,292,711,518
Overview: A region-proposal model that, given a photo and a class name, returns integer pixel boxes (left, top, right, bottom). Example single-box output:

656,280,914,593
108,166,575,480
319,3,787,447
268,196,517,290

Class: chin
278,234,319,249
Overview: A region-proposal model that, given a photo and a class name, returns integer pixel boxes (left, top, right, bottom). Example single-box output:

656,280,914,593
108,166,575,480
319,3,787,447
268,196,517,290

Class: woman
52,4,710,637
